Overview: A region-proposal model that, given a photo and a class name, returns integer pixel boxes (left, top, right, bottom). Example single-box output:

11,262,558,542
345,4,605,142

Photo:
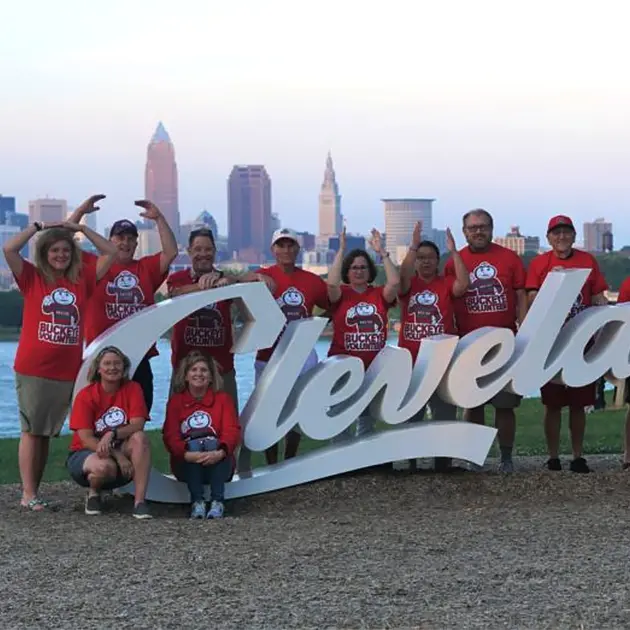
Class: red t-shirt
398,275,456,362
83,252,167,356
618,277,630,304
255,265,329,363
69,380,148,451
162,388,241,472
13,260,96,381
444,243,526,334
526,249,608,320
328,285,391,369
167,269,234,374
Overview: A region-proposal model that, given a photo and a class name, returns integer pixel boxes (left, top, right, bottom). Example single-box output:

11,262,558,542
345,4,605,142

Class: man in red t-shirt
617,277,630,470
527,215,609,473
167,227,273,407
73,200,178,413
445,209,528,473
246,228,329,468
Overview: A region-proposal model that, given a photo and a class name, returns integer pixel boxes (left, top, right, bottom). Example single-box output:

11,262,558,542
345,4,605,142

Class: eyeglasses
464,224,491,233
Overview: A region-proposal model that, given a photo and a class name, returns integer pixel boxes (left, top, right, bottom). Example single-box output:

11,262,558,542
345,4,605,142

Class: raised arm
67,194,106,226
399,221,422,295
445,228,469,298
64,222,117,281
2,224,39,277
134,200,178,275
326,226,346,304
369,228,400,304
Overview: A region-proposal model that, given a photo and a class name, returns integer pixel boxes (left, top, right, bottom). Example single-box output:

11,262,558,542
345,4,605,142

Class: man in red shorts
526,215,608,473
445,209,528,473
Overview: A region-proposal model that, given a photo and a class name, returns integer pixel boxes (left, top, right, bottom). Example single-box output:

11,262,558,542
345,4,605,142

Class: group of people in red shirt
5,195,630,520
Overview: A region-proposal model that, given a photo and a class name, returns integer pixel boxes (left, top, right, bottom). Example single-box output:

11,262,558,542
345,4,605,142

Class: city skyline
1,2,629,244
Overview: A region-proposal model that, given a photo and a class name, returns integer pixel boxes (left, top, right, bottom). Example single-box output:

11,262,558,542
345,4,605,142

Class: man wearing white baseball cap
239,228,329,470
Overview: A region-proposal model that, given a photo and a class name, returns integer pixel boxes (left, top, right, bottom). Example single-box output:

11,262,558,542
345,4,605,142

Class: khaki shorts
488,389,522,410
16,373,74,437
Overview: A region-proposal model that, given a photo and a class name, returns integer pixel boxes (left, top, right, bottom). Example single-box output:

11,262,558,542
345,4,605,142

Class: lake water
0,338,338,438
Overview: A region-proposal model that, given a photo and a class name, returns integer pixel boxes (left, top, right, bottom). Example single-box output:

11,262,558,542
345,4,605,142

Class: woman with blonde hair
67,345,152,518
162,351,241,519
2,194,117,511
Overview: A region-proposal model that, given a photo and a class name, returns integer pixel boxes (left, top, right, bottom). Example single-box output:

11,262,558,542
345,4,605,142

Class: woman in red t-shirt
398,221,469,471
2,195,117,511
162,351,241,519
67,346,152,519
326,227,400,438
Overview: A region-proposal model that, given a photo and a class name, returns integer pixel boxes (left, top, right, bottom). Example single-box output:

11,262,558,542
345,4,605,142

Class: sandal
20,498,49,511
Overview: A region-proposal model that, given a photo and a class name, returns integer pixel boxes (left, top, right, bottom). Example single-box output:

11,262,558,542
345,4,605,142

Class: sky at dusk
1,0,629,245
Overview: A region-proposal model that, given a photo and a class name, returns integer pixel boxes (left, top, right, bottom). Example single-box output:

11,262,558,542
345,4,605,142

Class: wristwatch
110,428,118,441
33,222,43,232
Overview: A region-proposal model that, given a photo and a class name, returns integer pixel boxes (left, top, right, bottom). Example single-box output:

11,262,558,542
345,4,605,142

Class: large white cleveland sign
74,269,629,503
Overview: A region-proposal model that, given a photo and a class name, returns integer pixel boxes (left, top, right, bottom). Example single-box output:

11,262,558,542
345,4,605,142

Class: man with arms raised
248,228,329,467
166,227,273,405
72,200,178,413
527,215,608,473
445,209,527,473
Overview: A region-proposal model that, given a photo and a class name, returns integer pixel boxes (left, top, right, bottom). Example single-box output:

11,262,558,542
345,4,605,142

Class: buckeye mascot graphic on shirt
41,288,80,325
408,290,442,325
468,262,505,296
345,302,384,333
185,303,226,347
106,270,145,304
189,304,224,329
95,406,127,436
180,410,217,440
277,287,308,321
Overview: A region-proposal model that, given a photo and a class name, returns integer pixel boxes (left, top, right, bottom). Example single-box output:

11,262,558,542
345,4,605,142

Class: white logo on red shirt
185,304,226,348
464,262,508,314
105,271,146,320
180,410,216,438
403,290,445,343
277,288,308,321
343,302,385,353
95,406,128,435
38,288,80,345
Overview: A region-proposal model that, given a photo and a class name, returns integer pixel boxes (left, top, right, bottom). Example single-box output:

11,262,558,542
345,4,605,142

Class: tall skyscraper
318,152,343,238
0,195,16,224
28,198,68,260
145,122,180,240
383,198,434,264
583,218,613,253
227,165,272,263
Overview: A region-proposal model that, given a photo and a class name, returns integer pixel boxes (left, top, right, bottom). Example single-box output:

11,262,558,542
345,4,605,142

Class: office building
145,122,180,240
383,199,434,264
0,195,16,224
28,198,68,260
584,218,613,253
227,165,272,263
0,224,23,270
494,226,540,255
180,210,219,246
318,152,343,238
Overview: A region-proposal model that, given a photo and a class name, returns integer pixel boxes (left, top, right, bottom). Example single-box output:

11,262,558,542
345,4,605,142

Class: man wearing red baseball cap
526,214,609,473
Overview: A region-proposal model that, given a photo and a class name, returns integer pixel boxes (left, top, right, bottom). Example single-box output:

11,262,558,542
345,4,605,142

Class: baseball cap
271,228,299,246
109,220,139,238
547,215,574,233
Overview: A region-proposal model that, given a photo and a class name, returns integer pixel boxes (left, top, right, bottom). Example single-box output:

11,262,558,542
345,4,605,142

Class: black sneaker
546,458,562,471
570,457,590,474
132,502,153,520
85,494,102,516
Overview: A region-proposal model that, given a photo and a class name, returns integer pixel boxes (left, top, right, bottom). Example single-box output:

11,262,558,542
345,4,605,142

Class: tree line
1,253,630,329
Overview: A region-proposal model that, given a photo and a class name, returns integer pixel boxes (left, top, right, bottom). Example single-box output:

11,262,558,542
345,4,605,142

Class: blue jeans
174,457,231,503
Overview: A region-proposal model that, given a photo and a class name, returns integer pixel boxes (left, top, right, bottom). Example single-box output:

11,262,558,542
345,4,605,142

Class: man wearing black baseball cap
72,200,178,412
526,214,609,473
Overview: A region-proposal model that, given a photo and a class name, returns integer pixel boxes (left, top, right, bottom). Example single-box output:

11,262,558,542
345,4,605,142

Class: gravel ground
2,455,630,630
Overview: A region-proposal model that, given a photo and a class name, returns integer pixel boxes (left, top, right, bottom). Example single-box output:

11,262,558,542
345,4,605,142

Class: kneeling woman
162,351,241,519
67,346,153,519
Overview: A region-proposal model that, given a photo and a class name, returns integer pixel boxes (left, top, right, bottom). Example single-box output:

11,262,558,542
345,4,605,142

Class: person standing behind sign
252,228,330,466
398,221,469,470
445,209,527,473
77,200,178,414
2,195,118,511
327,227,400,437
617,277,630,469
526,215,608,473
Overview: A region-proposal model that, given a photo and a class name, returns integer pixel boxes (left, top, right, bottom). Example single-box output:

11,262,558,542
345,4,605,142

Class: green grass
0,394,626,485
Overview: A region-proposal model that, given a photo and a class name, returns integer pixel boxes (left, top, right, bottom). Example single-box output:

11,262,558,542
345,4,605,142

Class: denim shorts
67,449,131,490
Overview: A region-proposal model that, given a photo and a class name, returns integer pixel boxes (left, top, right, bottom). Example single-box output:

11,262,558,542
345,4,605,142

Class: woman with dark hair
398,221,469,471
326,227,400,437
162,351,241,519
67,346,153,518
2,195,117,511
